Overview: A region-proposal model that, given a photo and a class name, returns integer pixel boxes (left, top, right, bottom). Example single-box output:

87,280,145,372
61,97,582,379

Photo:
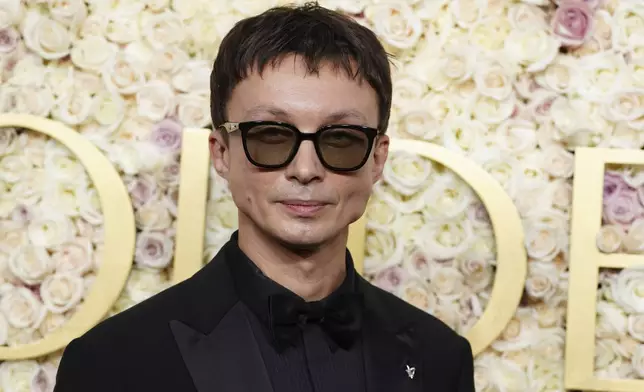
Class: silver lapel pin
405,364,416,380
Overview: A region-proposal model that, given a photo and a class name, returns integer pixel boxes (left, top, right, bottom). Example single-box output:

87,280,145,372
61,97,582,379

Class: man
55,3,474,391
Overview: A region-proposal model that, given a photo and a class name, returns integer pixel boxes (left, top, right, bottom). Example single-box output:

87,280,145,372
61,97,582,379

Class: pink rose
555,0,601,10
150,118,182,152
604,171,627,204
373,266,409,293
135,231,174,269
552,1,594,47
0,27,19,53
603,187,644,226
127,174,159,208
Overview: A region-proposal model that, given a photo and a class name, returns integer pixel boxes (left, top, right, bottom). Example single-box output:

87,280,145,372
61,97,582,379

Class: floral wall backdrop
1,0,644,390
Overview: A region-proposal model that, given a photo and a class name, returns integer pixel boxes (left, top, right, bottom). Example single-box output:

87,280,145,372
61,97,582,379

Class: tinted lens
318,128,370,169
245,124,297,166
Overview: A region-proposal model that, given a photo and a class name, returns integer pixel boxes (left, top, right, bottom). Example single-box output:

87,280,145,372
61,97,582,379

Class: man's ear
209,130,230,180
372,134,389,184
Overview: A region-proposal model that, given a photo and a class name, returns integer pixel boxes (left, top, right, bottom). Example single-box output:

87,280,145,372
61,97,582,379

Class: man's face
210,55,389,248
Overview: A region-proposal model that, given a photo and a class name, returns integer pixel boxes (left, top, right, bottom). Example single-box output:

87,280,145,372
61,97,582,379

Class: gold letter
0,114,136,360
566,147,644,392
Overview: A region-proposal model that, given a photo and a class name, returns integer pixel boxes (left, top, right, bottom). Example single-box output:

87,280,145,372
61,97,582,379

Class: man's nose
284,140,325,184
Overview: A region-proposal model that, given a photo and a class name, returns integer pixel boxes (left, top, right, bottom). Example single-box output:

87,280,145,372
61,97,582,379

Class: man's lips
278,200,329,216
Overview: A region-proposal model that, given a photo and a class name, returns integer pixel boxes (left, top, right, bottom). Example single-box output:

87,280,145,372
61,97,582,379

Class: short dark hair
210,2,393,136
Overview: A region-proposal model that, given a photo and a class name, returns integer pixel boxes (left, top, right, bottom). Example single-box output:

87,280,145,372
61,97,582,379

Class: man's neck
237,223,348,302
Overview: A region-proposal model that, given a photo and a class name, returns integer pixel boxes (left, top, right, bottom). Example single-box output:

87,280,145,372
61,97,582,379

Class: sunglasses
217,121,382,172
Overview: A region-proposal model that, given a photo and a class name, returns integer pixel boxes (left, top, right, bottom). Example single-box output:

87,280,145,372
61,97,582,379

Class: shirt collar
224,230,358,329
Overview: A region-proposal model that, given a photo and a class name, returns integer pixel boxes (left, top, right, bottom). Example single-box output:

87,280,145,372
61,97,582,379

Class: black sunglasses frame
218,121,382,172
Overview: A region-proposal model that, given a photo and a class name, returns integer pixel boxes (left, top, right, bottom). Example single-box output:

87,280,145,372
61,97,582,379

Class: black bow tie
268,291,364,352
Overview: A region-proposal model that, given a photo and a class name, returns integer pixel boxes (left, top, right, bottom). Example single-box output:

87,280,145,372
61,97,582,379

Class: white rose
510,153,550,192
9,245,52,285
603,89,644,122
396,278,437,313
442,116,486,156
475,354,529,391
0,154,30,183
40,272,84,314
491,312,538,352
79,13,106,38
52,88,93,125
524,222,564,262
424,173,473,219
541,144,574,179
397,105,440,141
525,261,559,301
135,200,172,231
135,231,174,270
92,88,126,131
171,60,210,95
102,52,146,94
532,328,565,361
149,45,189,75
504,27,560,72
71,35,118,73
144,0,170,12
0,85,54,117
438,46,475,84
0,287,45,330
597,224,625,254
0,127,18,155
469,15,511,51
471,92,516,125
0,220,27,253
613,1,644,52
104,8,142,44
578,52,628,102
0,312,7,345
415,218,474,260
364,227,404,274
473,61,513,101
42,179,84,217
49,0,87,28
364,2,422,51
506,3,548,31
0,360,41,392
0,0,23,29
6,55,46,86
76,187,103,226
390,213,425,244
449,0,486,28
633,345,644,378
628,314,644,342
27,211,74,248
43,147,85,183
39,311,69,336
141,10,185,50
125,268,169,303
135,80,175,122
624,218,644,253
429,265,464,297
175,93,211,128
610,122,644,149
459,258,493,292
21,11,71,60
494,119,537,155
536,55,580,94
611,268,644,313
381,151,432,196
52,238,94,276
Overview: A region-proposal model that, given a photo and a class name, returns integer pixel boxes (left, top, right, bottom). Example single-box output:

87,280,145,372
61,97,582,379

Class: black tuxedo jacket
54,248,474,391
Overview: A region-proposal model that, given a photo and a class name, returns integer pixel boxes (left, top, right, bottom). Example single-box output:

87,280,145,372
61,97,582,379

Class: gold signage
565,148,644,392
0,114,527,361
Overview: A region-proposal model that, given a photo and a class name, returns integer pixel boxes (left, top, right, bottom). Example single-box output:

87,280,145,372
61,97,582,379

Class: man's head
209,2,392,250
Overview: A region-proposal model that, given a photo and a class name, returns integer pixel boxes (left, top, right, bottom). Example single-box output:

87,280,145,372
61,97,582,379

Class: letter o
0,114,135,359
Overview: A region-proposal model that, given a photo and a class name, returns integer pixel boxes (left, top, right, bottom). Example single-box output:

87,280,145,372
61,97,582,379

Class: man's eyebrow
243,106,367,122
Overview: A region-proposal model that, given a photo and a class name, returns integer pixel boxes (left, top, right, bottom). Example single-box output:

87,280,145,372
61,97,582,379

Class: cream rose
624,218,644,253
459,258,493,292
429,265,464,297
627,314,644,342
49,0,87,28
578,52,627,102
495,119,537,155
175,93,211,128
43,148,85,183
104,8,141,44
171,60,211,95
507,3,548,30
71,35,117,74
397,106,440,141
0,0,23,29
52,88,93,126
40,272,84,314
136,80,175,122
424,93,457,123
603,89,644,122
442,116,486,156
0,127,17,155
504,27,560,72
135,200,172,231
449,0,485,28
395,278,436,312
39,311,69,336
471,94,516,125
27,211,74,248
21,11,71,60
613,1,644,52
541,144,575,178
0,360,41,392
611,268,644,313
0,85,54,117
416,218,474,260
491,311,538,352
52,238,94,275
474,61,513,100
135,231,174,270
150,45,189,75
364,227,404,274
0,287,45,330
102,52,146,94
125,268,169,303
524,222,564,262
536,56,580,94
364,2,422,51
0,220,27,252
597,224,625,253
424,173,473,219
9,245,52,285
469,16,511,51
381,151,432,196
141,10,185,49
92,89,126,131
632,344,644,378
0,153,30,183
525,261,559,301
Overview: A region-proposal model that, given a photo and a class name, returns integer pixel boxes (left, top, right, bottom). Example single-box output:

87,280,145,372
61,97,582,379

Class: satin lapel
357,276,423,392
170,302,274,392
